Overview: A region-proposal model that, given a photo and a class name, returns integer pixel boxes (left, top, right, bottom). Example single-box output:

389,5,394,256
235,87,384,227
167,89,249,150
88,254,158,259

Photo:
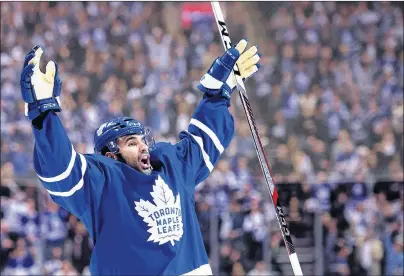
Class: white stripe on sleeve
37,144,77,182
46,153,87,197
190,118,224,154
187,131,214,172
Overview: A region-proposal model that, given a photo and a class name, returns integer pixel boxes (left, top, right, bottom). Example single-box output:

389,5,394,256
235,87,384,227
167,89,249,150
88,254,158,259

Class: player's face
117,134,152,175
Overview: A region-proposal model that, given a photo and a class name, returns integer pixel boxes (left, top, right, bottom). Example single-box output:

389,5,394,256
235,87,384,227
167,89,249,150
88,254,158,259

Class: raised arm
175,39,260,188
20,46,105,237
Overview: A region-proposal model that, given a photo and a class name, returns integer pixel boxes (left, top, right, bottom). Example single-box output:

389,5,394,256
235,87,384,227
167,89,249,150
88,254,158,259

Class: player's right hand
20,45,62,120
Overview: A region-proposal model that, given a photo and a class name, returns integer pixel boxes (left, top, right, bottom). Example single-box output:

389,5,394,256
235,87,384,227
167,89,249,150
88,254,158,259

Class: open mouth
140,153,151,170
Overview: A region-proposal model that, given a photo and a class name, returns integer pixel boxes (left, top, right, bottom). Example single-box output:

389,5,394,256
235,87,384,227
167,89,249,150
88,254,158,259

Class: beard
129,162,153,175
140,167,153,175
132,159,153,175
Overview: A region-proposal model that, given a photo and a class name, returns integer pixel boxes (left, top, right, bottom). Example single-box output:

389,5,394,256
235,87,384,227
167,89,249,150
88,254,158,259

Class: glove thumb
235,39,248,55
44,61,56,83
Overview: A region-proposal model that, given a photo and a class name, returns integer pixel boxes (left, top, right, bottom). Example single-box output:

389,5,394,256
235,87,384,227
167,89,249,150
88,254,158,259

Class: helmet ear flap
107,140,119,154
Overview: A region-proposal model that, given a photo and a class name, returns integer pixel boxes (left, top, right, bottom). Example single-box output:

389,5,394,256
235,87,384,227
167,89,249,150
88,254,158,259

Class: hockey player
20,39,260,275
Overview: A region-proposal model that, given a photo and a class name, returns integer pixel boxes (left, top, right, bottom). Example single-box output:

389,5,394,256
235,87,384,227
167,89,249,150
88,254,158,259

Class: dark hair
100,146,110,156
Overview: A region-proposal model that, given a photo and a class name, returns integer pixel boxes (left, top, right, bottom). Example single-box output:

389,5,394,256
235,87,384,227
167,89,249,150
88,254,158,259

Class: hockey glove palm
198,39,260,101
20,45,62,120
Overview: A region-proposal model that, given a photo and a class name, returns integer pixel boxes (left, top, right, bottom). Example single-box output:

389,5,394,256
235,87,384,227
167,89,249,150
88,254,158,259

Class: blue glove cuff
28,98,61,120
197,83,233,107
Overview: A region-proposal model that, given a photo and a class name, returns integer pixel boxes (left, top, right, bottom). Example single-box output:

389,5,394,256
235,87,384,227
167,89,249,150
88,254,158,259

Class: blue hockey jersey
31,96,234,275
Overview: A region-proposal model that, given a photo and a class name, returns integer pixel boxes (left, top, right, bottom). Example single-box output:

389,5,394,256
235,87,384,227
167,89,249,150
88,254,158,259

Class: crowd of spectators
252,1,403,185
1,2,403,275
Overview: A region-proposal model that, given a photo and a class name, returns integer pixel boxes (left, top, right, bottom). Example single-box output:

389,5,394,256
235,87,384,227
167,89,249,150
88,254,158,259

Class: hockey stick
210,2,303,275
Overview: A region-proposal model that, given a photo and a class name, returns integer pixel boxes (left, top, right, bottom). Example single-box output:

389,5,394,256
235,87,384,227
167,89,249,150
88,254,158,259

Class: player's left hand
198,39,261,101
233,39,260,80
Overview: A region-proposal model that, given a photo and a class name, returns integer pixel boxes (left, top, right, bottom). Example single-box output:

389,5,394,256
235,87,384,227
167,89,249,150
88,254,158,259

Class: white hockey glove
198,39,260,103
20,45,62,120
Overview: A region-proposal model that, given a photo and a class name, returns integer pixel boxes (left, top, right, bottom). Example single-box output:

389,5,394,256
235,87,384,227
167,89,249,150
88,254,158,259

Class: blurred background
1,2,403,276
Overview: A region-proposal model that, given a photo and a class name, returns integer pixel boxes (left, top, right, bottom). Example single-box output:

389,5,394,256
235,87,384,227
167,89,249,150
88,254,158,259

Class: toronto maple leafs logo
134,176,183,246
